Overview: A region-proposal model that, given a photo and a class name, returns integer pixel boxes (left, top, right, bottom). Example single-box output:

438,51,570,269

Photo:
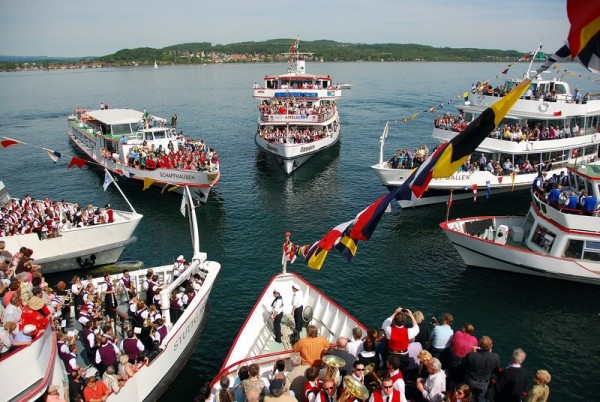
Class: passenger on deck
347,327,364,358
293,324,330,366
243,363,267,400
323,337,356,378
83,376,110,402
415,357,446,402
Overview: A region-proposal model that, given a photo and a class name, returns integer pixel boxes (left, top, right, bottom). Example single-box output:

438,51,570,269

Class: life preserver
539,102,549,112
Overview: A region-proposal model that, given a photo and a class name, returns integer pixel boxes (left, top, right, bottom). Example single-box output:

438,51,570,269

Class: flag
43,148,61,163
334,235,358,263
306,220,354,270
103,171,114,191
498,176,503,184
303,70,530,270
180,191,187,217
283,239,298,264
473,184,478,203
448,191,453,209
463,91,469,101
67,156,88,169
501,68,509,75
143,177,156,190
486,180,491,199
381,121,389,144
290,38,299,54
566,0,600,73
1,138,22,148
553,111,562,116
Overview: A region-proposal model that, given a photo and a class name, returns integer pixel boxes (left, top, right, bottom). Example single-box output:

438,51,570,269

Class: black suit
494,366,528,402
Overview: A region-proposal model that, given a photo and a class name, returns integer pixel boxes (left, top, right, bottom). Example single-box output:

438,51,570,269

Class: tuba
363,363,382,390
322,354,346,384
339,376,369,402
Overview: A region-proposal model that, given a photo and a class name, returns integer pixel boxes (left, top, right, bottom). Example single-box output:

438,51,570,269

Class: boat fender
495,225,509,245
538,102,549,112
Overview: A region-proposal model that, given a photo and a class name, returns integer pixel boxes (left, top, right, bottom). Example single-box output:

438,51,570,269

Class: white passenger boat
3,186,221,401
67,107,221,203
372,59,600,208
441,163,600,285
0,177,142,274
209,240,366,395
253,51,343,174
339,83,353,90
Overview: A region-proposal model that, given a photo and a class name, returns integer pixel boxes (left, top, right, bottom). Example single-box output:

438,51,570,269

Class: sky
0,0,571,58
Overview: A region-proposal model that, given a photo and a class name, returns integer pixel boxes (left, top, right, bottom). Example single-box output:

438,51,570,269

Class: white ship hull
67,111,220,203
255,123,341,175
210,271,366,393
441,215,600,285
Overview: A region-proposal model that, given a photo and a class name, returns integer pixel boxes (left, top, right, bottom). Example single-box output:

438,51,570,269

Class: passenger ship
372,64,600,208
441,162,600,285
253,52,342,174
3,187,221,401
67,108,220,203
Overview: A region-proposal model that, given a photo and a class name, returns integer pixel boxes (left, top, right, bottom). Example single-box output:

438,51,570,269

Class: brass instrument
339,376,369,402
322,354,346,383
363,363,382,389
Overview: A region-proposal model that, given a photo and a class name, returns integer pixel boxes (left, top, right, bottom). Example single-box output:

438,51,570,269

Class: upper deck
252,55,342,101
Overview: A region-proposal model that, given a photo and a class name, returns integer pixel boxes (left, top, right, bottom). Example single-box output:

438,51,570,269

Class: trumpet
339,376,369,402
323,355,346,384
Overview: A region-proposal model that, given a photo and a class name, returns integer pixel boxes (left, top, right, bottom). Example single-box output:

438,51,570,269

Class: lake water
0,61,598,401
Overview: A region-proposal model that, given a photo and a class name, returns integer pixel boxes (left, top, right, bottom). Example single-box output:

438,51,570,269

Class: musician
291,285,304,334
95,336,121,375
101,273,117,321
102,325,116,343
368,378,404,402
81,320,97,363
143,271,155,307
120,330,145,364
382,308,419,376
386,356,407,402
182,284,196,308
169,289,184,324
304,366,321,402
70,275,84,309
317,378,337,402
78,305,94,326
120,269,137,299
152,318,168,346
271,289,284,344
148,304,162,323
192,272,203,290
172,255,186,279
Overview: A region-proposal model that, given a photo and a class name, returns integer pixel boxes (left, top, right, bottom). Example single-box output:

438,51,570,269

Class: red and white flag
472,184,478,203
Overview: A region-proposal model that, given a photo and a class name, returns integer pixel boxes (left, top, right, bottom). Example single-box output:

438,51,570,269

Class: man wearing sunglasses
317,378,337,402
368,378,403,402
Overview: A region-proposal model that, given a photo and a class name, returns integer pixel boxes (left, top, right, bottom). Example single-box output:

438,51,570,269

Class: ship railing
532,189,600,219
2,319,57,401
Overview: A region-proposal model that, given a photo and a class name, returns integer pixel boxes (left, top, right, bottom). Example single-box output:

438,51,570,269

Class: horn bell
339,376,369,402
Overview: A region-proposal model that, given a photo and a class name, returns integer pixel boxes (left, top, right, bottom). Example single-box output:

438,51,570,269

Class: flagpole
105,168,137,215
282,231,291,274
445,190,453,223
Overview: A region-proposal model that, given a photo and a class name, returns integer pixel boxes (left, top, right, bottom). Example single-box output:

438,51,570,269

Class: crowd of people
435,112,583,142
533,171,598,213
387,147,430,170
258,125,337,145
0,239,204,401
258,99,337,121
76,106,220,174
207,305,551,402
0,195,114,238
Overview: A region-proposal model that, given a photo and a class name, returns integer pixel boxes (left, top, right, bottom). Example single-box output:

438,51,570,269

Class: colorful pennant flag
473,184,478,203
143,177,156,191
290,39,299,54
566,0,600,73
306,220,355,270
486,180,491,199
1,138,22,148
43,148,61,163
67,156,88,169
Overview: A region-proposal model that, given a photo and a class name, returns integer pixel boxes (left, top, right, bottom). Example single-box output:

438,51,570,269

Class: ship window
554,84,567,95
154,130,167,139
111,123,132,136
583,241,600,261
584,144,598,157
564,239,584,258
530,225,557,252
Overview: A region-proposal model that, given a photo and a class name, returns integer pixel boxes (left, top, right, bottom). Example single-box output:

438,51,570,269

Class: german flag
566,0,600,72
